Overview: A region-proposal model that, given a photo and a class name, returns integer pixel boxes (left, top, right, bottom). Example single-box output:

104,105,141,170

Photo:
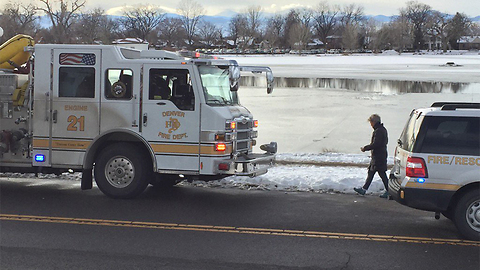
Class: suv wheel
453,190,480,240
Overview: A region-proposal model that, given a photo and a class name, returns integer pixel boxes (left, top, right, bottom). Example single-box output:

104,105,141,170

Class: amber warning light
253,120,259,128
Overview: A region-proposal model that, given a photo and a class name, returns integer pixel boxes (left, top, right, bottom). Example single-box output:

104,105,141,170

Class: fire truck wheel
150,174,179,189
94,143,152,199
453,189,480,241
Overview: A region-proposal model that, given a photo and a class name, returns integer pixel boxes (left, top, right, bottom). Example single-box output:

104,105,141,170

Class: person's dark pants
363,167,389,191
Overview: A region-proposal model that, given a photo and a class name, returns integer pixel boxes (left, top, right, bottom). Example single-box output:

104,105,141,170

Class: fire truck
0,34,277,198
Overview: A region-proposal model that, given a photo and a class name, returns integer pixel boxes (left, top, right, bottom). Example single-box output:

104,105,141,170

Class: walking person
354,114,390,198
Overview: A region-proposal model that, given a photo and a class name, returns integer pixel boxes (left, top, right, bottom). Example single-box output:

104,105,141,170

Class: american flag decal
59,53,96,65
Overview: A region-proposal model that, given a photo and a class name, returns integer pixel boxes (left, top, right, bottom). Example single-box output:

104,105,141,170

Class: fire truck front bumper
214,142,276,177
233,153,276,177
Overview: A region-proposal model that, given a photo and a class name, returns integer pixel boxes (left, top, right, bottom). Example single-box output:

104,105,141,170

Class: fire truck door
142,65,200,172
49,49,101,166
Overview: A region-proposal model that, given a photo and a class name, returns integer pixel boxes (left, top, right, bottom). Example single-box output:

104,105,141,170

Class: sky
86,0,479,17
1,0,476,17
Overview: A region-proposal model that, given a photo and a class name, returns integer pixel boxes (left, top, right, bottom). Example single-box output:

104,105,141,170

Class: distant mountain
215,10,238,17
202,15,232,28
369,15,394,23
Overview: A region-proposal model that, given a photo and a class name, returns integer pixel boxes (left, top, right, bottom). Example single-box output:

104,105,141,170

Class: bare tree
246,5,263,41
121,5,165,43
289,22,312,52
313,1,340,44
341,23,359,50
285,8,313,52
283,9,300,49
391,15,413,52
426,11,449,51
446,12,472,49
338,4,364,50
177,0,204,47
228,14,247,47
265,14,285,50
0,2,38,42
401,1,432,50
158,17,185,48
39,0,85,43
74,8,119,44
198,20,221,47
233,5,264,49
360,18,379,50
340,4,364,27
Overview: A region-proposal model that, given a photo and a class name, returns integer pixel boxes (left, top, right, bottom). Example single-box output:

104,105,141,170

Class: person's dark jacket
363,122,388,171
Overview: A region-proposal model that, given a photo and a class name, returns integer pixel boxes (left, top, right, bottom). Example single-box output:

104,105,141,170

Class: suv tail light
406,156,428,178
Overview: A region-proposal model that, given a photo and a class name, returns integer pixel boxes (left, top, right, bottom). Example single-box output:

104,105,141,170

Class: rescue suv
389,102,480,240
0,34,277,198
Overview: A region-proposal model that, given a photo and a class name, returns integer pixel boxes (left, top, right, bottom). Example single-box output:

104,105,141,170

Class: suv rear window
398,111,424,151
417,116,480,156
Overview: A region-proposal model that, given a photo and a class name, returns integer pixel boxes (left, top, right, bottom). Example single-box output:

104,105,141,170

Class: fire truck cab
0,43,276,198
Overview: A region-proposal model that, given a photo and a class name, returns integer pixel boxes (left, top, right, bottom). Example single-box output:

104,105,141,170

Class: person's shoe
354,187,366,195
379,191,390,199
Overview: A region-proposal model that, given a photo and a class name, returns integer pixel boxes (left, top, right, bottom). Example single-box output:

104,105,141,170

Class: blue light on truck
35,154,45,162
417,178,425,183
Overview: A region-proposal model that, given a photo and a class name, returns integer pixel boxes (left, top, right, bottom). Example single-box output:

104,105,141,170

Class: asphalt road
1,177,479,270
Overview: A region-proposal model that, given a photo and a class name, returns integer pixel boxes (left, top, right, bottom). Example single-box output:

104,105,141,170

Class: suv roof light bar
431,102,480,110
441,103,480,111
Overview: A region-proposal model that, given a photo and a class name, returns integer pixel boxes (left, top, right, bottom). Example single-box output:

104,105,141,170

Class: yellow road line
1,213,479,247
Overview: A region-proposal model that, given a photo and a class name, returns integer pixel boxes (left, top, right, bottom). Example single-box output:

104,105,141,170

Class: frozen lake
231,53,480,155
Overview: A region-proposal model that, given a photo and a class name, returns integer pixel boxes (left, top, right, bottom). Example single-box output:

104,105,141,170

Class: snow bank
187,165,386,195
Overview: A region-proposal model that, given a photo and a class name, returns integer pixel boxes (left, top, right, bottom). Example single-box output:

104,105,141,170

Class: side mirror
229,65,240,91
266,69,274,94
237,66,274,94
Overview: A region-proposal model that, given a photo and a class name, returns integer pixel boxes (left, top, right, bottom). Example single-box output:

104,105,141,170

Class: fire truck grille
237,121,252,130
235,119,252,153
237,132,249,140
236,141,249,152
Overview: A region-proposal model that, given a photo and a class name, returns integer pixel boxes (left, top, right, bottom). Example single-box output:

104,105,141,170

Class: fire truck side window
59,67,95,98
105,69,133,100
149,69,194,111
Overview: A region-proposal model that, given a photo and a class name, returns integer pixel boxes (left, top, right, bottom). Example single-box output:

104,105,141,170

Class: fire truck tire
150,174,179,189
94,143,152,199
453,190,480,241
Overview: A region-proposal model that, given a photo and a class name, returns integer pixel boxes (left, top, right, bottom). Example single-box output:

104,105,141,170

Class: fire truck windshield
198,65,239,106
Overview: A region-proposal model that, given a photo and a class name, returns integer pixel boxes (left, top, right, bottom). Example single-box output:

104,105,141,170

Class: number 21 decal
67,115,85,131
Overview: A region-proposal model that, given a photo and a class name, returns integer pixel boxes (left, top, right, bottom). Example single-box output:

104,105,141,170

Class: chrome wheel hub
105,156,135,188
466,200,480,232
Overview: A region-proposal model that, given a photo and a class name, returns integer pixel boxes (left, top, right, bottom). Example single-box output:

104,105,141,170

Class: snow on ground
188,153,391,194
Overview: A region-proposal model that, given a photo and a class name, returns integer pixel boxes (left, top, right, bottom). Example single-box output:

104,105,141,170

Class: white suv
389,102,480,240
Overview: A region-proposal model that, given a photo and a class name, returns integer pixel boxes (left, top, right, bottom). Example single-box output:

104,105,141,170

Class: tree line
1,0,478,52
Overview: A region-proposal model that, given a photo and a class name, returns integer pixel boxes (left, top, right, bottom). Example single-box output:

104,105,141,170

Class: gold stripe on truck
150,143,232,156
33,139,232,155
405,182,460,191
33,138,91,150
